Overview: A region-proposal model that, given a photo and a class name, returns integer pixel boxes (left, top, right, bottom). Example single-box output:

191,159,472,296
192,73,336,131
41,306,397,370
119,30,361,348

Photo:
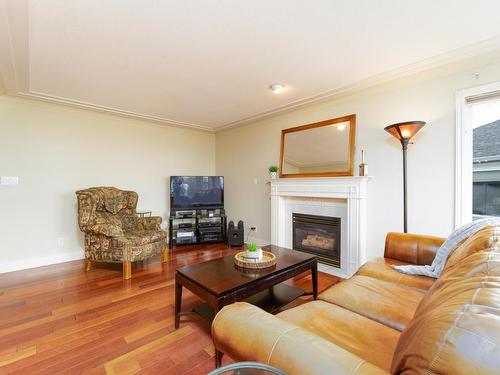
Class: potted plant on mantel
246,242,263,260
268,165,279,179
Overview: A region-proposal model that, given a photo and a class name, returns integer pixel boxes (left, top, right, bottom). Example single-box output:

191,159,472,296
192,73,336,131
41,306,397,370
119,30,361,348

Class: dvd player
177,230,195,238
176,236,197,245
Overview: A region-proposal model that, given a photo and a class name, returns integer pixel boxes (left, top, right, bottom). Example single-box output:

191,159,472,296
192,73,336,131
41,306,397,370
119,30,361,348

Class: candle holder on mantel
359,150,368,176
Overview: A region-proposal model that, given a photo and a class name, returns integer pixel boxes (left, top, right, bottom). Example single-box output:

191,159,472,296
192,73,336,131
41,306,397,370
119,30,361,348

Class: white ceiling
2,0,500,131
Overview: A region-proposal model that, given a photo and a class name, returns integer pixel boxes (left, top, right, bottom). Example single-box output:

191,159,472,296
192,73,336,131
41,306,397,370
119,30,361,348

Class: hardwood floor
0,244,339,374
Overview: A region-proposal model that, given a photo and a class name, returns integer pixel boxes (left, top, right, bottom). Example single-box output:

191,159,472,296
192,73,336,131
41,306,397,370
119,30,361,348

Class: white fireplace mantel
270,177,370,278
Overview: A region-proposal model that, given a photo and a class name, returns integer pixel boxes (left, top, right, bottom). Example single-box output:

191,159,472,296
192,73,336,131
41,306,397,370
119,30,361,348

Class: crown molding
10,36,500,133
0,0,213,133
2,0,500,133
214,35,500,132
16,91,215,132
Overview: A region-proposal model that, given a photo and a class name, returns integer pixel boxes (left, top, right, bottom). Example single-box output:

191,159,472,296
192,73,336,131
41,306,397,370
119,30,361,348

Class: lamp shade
384,121,426,142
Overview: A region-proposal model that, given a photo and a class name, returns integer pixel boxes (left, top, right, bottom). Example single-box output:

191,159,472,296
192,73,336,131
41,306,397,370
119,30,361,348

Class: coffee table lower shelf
193,283,305,322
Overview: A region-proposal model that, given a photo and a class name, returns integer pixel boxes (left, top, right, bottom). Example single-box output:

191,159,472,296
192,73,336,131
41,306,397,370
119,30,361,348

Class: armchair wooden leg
123,262,132,280
85,259,92,272
162,248,169,263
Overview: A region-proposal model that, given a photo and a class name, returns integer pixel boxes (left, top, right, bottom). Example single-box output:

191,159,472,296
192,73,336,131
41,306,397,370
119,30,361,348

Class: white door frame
455,81,500,228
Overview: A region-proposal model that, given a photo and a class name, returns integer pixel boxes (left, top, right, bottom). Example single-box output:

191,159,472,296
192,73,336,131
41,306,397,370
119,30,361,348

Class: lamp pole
401,139,409,233
384,120,426,235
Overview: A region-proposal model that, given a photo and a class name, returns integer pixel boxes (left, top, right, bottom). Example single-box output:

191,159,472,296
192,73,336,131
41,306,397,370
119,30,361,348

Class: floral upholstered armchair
76,187,168,279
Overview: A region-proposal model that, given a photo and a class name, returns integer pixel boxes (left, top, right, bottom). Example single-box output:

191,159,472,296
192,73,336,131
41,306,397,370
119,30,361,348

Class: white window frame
455,82,500,228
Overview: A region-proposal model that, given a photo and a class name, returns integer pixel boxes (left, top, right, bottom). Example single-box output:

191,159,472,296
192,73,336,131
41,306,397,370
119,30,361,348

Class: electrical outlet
57,237,65,248
0,176,19,185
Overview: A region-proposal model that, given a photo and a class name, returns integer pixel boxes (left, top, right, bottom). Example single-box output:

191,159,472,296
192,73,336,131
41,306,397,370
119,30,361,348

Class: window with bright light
472,101,500,219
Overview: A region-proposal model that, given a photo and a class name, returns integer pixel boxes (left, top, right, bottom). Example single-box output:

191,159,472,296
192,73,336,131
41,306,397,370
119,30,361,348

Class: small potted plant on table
246,242,263,260
268,165,279,179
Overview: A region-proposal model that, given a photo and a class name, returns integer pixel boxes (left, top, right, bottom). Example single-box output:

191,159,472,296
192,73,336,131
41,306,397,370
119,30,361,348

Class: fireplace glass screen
292,213,341,267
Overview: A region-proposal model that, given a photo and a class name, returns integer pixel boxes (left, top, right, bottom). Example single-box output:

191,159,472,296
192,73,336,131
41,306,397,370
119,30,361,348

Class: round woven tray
234,251,277,269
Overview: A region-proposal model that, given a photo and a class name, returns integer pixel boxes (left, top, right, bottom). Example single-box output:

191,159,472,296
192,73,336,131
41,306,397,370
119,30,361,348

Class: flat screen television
170,176,224,209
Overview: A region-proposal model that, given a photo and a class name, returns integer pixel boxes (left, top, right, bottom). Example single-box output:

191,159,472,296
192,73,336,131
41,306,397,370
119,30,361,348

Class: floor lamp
384,121,426,233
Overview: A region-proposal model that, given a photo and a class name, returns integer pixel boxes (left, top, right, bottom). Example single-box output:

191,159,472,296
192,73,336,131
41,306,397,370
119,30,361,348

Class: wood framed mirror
280,114,356,178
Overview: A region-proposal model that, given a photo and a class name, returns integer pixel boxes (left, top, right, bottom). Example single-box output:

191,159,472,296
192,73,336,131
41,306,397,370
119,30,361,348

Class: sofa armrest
384,232,445,265
88,223,124,237
212,302,388,375
138,216,162,230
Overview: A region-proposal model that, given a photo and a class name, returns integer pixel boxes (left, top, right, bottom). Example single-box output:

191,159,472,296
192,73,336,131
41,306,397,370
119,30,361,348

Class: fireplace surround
270,177,369,278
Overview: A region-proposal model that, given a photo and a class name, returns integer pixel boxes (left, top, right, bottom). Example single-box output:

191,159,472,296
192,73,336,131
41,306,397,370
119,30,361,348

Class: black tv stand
168,208,226,249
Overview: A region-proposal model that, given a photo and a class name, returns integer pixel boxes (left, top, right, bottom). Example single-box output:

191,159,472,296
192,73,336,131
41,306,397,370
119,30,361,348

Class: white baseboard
0,250,84,274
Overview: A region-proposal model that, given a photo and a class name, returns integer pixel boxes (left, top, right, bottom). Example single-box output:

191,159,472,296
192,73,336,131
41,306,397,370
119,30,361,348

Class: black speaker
227,220,244,246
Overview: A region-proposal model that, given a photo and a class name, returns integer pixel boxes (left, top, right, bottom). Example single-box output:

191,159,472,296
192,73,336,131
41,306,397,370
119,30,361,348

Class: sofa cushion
357,257,435,290
118,211,140,231
443,225,498,273
319,275,425,331
212,302,389,375
90,223,124,237
391,225,500,375
123,229,167,247
277,300,400,371
384,232,444,265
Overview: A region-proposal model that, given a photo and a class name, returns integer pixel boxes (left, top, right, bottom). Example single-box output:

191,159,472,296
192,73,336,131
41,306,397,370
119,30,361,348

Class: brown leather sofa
212,226,500,374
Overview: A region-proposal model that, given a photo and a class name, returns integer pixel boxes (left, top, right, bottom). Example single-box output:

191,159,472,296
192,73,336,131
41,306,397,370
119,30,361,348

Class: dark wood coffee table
175,244,318,329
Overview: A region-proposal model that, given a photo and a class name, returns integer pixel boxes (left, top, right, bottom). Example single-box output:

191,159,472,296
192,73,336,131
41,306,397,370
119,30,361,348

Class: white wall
4,50,500,273
216,50,500,260
0,96,215,272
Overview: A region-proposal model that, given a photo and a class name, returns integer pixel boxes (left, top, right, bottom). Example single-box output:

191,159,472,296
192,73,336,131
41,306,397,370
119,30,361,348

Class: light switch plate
0,176,19,185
